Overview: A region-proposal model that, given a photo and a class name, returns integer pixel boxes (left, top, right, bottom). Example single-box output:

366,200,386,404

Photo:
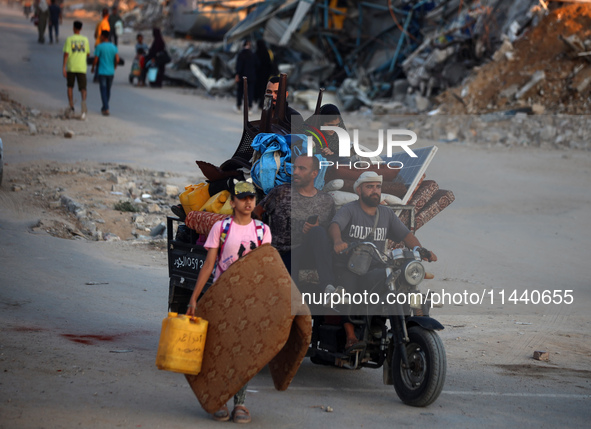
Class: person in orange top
93,8,110,82
94,8,110,47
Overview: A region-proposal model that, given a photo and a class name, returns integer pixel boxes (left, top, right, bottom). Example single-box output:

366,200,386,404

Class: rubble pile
160,0,560,113
65,0,135,20
437,3,591,114
6,162,185,242
63,0,168,33
0,90,53,136
121,0,170,32
399,113,591,150
74,1,587,117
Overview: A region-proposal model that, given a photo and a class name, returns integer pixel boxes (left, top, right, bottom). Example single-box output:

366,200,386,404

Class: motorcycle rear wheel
392,326,446,407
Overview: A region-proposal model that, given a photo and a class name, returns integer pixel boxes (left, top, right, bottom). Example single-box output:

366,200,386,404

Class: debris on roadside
310,405,334,412
533,350,549,361
6,161,193,242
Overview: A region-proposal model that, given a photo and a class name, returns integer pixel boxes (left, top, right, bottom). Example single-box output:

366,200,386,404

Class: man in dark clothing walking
108,6,123,46
48,0,61,44
234,40,257,113
34,0,49,44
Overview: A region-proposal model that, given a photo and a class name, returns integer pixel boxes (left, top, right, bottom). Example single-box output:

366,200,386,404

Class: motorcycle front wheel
392,325,446,407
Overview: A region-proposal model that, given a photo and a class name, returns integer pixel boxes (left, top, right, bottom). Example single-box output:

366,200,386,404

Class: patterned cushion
415,189,455,229
398,180,439,227
185,211,229,235
391,188,455,248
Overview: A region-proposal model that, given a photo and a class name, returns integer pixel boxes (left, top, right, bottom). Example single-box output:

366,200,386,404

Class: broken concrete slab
492,39,514,62
515,71,546,99
571,66,591,93
414,94,431,112
499,84,520,99
189,63,234,94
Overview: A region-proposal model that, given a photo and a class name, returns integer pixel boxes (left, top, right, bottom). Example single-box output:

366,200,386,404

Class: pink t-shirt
205,219,272,280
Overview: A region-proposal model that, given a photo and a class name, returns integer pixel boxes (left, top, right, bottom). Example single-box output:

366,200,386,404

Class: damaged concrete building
137,0,591,115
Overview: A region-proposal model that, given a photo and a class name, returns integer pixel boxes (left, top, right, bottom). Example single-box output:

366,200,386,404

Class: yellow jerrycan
156,312,208,375
199,190,231,214
179,183,210,215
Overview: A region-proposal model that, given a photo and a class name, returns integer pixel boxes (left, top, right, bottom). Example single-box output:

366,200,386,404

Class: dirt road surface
0,5,590,428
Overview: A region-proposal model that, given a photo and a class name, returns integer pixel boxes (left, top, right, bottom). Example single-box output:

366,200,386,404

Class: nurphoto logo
307,127,419,170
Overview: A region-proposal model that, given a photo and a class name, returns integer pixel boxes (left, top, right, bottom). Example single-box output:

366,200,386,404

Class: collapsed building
121,1,591,115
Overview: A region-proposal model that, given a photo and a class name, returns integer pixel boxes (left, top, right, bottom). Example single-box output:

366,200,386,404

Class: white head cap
354,171,383,193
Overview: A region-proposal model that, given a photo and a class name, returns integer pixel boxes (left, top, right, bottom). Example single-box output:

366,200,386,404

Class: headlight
404,261,425,286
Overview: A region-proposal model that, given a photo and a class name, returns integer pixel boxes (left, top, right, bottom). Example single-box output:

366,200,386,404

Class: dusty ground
2,159,181,242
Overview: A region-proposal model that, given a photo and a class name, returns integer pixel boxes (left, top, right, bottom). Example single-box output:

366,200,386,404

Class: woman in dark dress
305,104,347,160
141,28,167,88
254,39,277,109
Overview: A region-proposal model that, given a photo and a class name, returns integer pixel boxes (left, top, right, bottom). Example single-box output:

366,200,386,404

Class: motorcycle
306,242,446,407
166,218,446,407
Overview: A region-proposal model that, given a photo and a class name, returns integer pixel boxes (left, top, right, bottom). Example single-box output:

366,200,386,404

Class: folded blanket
415,189,455,229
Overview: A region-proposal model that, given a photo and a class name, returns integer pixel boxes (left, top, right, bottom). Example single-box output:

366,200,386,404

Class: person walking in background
135,33,148,54
234,40,257,113
94,8,110,48
47,0,61,44
254,39,277,109
62,20,89,120
141,28,167,88
91,30,119,116
108,6,123,46
34,0,49,44
93,8,110,83
24,1,32,19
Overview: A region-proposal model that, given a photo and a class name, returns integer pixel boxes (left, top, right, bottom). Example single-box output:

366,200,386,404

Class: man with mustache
254,155,335,291
264,76,303,131
328,171,437,350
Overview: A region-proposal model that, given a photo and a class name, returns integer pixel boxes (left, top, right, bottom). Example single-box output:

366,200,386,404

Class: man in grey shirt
290,155,335,289
329,171,437,348
255,155,335,289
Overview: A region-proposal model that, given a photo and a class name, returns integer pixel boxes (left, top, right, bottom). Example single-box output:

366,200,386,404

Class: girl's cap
234,181,256,199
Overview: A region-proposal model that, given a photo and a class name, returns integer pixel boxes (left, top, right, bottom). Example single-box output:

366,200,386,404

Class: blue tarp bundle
250,133,327,193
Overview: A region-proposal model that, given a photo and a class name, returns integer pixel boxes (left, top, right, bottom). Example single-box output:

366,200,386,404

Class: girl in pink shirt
186,180,271,423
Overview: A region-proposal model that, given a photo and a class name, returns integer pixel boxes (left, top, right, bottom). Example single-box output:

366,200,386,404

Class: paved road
0,4,245,176
0,5,590,428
